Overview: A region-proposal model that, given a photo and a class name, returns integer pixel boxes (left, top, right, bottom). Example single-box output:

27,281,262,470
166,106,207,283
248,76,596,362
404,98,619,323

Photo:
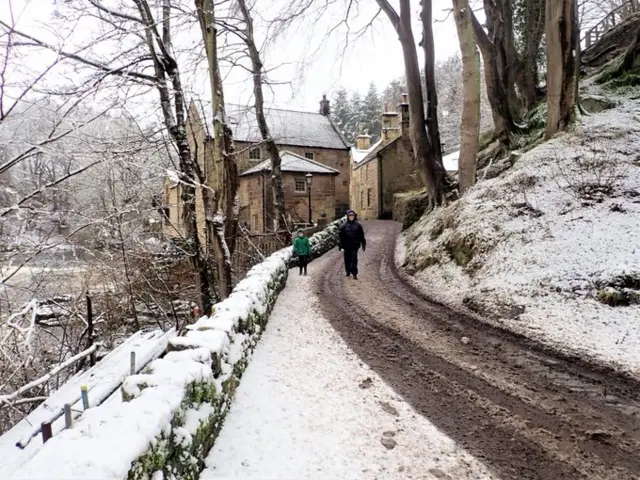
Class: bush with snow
400,100,640,377
5,219,343,480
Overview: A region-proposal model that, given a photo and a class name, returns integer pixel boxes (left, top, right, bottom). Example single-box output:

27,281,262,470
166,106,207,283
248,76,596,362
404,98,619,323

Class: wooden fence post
81,385,89,410
86,295,96,367
130,351,136,375
41,421,52,443
64,403,73,429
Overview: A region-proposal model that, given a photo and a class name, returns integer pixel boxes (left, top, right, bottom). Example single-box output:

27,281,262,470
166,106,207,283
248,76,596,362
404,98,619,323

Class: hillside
397,96,640,378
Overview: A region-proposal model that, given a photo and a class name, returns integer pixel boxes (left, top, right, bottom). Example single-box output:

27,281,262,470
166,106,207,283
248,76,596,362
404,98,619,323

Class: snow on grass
401,99,640,377
201,254,494,480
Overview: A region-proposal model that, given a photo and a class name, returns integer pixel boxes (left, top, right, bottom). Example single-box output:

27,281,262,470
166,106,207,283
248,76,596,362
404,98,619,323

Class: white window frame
294,178,307,193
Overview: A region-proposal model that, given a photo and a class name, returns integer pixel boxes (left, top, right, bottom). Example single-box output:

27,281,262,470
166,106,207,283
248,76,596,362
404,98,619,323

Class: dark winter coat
339,219,366,251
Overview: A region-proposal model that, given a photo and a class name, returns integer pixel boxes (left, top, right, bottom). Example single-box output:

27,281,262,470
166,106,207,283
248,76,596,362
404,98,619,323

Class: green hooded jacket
292,234,312,256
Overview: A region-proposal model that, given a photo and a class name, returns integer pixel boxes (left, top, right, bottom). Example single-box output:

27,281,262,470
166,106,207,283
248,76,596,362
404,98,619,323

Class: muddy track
316,220,640,480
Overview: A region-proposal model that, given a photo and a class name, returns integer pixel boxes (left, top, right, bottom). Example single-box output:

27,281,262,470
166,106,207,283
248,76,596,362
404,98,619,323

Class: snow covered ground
0,329,175,479
202,254,495,480
400,98,640,378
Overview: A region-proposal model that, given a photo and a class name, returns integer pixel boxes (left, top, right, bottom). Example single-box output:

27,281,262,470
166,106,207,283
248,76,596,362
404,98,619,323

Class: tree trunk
133,0,214,312
518,0,546,111
195,0,239,299
453,0,481,194
376,0,450,208
236,0,286,233
471,10,515,146
545,0,578,139
420,0,443,163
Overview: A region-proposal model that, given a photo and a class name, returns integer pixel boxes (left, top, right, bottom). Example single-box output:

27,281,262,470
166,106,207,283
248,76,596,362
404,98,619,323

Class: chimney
319,94,331,115
356,129,371,150
381,110,400,143
399,93,409,135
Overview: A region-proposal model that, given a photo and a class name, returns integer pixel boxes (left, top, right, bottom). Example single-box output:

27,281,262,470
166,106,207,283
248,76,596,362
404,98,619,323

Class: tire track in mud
316,220,640,480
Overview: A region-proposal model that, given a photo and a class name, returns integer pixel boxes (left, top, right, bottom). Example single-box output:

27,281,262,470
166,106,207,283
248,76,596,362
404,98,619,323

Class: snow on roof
227,104,349,150
351,139,383,165
240,150,339,176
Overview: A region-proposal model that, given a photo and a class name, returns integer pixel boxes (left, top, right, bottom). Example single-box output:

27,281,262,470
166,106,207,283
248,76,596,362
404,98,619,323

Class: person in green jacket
292,229,312,275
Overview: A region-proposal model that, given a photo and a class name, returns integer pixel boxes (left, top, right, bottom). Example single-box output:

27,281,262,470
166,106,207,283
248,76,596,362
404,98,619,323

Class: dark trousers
298,255,309,275
343,248,359,276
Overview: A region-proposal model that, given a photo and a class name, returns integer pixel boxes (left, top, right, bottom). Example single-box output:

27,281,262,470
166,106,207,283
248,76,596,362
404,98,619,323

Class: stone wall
240,171,337,233
380,137,422,218
350,159,380,221
236,141,350,218
10,220,344,480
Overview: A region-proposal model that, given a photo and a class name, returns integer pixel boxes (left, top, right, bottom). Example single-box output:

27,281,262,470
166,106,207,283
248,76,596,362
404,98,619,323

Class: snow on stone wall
7,219,343,480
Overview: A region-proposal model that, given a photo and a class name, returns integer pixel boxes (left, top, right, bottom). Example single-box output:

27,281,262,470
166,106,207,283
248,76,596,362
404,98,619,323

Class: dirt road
317,220,640,480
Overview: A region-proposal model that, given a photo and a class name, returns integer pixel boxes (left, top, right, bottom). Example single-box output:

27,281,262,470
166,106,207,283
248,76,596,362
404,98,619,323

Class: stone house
239,151,339,232
162,103,211,243
350,96,422,220
228,96,351,218
162,96,350,239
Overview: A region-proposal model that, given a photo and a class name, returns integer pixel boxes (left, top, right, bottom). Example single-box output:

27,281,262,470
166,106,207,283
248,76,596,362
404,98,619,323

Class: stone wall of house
239,173,267,232
239,172,336,232
380,137,422,217
350,159,380,221
283,172,336,226
236,141,350,218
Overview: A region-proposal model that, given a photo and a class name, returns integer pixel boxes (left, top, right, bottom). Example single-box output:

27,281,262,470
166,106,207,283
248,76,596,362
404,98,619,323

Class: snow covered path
202,253,495,480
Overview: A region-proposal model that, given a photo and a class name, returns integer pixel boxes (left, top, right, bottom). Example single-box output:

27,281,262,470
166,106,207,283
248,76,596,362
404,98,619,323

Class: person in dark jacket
292,229,312,275
338,210,366,280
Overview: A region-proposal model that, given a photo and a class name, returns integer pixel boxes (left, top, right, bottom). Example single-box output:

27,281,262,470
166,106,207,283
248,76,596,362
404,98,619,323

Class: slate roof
240,150,340,176
354,137,400,169
351,139,383,165
227,104,350,150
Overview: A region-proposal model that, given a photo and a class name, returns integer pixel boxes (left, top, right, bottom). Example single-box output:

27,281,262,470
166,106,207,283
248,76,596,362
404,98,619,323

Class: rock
581,95,617,114
380,436,397,450
382,430,397,437
428,468,448,478
461,336,470,345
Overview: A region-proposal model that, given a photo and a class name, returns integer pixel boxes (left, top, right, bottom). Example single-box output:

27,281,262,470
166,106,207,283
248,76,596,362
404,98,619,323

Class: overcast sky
2,0,462,114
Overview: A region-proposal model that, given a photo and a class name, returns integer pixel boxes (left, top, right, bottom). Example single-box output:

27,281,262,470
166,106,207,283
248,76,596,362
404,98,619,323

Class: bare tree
545,0,578,138
453,0,481,194
195,0,239,300
375,0,452,208
235,0,287,233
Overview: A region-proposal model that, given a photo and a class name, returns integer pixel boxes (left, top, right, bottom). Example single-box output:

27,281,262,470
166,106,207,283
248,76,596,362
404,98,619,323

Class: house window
294,178,307,193
367,188,372,208
304,152,315,160
365,164,369,181
251,215,258,232
164,207,171,221
360,190,365,209
249,147,261,161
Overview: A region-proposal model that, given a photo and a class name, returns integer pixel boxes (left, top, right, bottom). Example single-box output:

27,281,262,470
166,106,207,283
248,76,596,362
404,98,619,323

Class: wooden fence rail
582,0,637,49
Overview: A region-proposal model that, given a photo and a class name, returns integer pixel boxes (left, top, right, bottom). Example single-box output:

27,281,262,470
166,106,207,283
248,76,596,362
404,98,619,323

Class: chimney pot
320,94,331,115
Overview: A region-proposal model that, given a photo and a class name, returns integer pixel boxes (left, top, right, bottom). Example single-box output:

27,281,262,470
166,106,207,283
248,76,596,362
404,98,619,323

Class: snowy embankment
201,252,494,480
399,99,640,378
5,220,342,480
